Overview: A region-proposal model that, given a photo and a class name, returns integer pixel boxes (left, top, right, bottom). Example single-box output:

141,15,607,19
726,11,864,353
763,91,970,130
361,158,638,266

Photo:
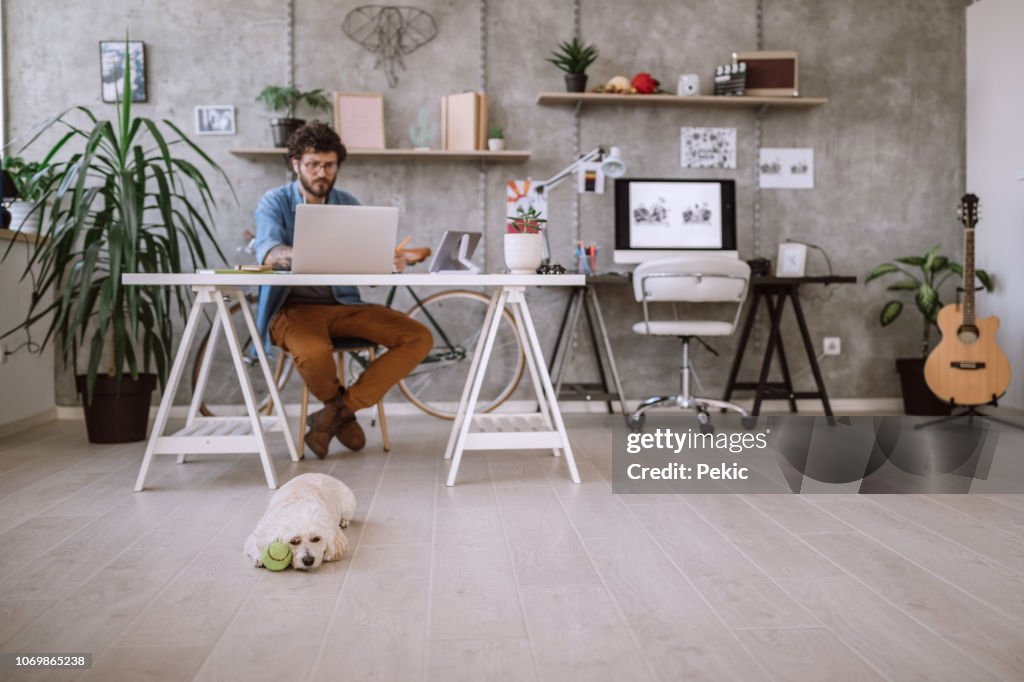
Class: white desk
122,272,584,490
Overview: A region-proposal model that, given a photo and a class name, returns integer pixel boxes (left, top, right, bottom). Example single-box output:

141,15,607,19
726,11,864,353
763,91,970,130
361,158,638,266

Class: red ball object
632,72,660,94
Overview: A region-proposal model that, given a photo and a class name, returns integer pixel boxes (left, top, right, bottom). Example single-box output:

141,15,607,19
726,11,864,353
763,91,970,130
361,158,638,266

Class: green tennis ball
262,541,293,571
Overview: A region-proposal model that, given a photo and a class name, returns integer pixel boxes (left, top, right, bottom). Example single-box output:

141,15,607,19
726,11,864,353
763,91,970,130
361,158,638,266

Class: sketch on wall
680,127,737,169
343,6,439,87
759,148,814,189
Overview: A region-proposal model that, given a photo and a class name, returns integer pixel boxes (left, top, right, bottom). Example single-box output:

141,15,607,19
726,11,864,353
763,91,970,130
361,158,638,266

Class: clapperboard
713,62,746,96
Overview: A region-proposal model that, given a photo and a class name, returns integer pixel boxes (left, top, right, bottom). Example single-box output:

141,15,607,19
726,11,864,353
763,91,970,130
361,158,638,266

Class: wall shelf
536,92,828,109
229,148,531,162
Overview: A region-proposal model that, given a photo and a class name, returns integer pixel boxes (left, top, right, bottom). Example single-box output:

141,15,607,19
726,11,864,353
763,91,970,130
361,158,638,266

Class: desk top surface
122,272,586,287
583,273,857,286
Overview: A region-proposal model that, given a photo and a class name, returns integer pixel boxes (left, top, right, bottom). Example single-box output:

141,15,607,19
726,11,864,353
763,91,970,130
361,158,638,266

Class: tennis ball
262,541,293,571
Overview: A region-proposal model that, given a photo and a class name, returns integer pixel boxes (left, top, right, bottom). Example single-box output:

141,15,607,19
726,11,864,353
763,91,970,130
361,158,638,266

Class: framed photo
732,50,798,97
776,242,807,277
100,41,146,102
334,93,385,149
194,105,236,135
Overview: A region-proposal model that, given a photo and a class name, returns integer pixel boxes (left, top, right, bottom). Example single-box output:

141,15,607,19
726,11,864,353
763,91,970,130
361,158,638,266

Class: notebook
290,204,399,274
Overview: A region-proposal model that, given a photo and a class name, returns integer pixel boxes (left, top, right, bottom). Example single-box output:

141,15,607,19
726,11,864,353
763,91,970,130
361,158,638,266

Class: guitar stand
913,394,1024,431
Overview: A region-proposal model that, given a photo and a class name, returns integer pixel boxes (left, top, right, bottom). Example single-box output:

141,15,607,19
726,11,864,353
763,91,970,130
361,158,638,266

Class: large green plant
546,38,598,75
866,244,992,358
1,41,232,401
255,86,330,119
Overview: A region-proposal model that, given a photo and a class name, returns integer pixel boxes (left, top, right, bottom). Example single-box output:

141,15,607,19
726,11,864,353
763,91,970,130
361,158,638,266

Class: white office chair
629,256,751,426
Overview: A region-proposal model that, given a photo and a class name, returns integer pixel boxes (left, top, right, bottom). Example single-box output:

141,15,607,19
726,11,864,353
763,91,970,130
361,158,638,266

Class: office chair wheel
627,413,646,432
697,408,710,425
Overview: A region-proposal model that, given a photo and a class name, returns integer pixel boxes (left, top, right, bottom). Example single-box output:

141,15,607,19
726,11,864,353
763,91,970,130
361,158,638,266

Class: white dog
245,473,357,570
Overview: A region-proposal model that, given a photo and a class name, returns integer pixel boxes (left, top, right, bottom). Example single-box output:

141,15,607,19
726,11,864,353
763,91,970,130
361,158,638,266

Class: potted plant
487,125,505,151
1,41,232,442
1,155,55,233
505,207,546,274
866,244,992,415
546,38,599,92
256,85,331,148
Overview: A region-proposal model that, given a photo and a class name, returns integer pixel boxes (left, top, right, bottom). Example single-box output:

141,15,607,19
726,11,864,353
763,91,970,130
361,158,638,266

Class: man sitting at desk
254,121,432,458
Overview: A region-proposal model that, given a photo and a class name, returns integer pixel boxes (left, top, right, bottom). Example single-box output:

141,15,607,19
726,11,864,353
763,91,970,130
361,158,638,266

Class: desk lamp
529,146,626,263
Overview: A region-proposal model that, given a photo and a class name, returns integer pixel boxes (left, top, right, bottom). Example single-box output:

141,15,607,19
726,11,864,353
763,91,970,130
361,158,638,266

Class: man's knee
404,319,433,361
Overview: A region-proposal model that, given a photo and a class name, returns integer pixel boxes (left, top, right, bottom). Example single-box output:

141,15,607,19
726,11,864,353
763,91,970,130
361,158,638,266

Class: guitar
924,194,1011,406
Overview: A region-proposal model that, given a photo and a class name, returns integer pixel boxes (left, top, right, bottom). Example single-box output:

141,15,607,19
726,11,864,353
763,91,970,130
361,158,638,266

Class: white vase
504,233,543,274
487,138,506,151
6,201,42,234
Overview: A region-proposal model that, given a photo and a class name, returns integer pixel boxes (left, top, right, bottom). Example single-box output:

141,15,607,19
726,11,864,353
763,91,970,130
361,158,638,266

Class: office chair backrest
633,256,750,303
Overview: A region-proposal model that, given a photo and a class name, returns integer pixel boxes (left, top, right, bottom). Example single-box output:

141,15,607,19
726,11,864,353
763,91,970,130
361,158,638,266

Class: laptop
428,230,481,274
290,204,399,274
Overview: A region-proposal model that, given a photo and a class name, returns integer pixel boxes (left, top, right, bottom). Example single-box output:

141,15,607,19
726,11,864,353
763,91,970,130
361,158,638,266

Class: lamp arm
534,146,607,195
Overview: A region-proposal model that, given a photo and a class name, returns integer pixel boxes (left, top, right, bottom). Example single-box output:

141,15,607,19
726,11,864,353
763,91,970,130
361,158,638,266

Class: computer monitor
613,178,737,263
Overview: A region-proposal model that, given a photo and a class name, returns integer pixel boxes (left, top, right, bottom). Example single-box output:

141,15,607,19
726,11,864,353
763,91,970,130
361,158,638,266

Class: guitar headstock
958,193,980,230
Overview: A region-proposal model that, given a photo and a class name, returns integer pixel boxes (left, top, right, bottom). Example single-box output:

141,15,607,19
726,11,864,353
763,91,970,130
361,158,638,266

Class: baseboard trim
54,397,951,421
0,407,58,438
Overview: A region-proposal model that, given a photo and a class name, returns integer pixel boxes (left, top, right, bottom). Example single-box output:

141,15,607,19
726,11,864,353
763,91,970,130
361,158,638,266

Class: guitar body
924,303,1011,405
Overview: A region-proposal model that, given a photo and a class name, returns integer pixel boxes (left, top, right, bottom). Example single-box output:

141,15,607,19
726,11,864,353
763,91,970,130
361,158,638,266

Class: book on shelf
441,92,488,151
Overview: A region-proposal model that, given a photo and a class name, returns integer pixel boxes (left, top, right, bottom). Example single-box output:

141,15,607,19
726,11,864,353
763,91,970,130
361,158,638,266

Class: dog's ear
324,527,349,561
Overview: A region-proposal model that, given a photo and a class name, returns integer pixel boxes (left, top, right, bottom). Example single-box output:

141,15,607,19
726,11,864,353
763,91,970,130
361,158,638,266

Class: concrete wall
3,0,974,408
967,0,1024,410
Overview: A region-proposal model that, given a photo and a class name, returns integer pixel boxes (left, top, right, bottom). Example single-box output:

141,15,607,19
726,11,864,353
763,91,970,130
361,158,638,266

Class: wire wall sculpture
343,6,438,87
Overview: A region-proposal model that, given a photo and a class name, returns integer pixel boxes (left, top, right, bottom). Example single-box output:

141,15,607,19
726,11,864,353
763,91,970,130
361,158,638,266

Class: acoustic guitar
924,194,1011,406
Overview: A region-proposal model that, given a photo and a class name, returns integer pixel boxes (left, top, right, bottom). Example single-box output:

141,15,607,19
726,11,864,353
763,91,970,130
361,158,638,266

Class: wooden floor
0,415,1021,682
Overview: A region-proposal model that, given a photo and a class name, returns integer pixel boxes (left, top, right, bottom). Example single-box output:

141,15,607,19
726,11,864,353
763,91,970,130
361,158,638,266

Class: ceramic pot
504,233,544,274
487,138,506,151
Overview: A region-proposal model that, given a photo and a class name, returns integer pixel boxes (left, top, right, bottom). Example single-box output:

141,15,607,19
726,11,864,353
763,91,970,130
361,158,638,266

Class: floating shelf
229,148,531,161
536,92,828,108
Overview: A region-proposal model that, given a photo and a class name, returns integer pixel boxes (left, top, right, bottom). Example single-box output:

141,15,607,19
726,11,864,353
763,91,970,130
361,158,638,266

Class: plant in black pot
546,38,598,93
867,244,992,416
1,41,232,443
256,85,331,148
1,155,56,233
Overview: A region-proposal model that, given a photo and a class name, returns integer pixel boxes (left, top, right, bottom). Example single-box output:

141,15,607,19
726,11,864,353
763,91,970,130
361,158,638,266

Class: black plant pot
76,373,158,443
270,118,306,148
895,358,953,416
564,73,588,92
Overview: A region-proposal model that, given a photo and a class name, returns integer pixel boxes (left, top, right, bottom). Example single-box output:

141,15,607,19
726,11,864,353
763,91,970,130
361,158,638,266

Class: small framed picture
776,242,807,277
334,93,385,149
100,41,146,102
194,105,236,135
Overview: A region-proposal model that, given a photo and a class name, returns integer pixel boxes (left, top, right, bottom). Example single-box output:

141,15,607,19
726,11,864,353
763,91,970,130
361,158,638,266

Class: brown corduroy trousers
269,303,432,411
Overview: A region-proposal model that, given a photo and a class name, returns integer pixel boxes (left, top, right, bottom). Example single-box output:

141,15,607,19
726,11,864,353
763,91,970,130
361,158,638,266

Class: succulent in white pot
487,124,505,151
504,207,546,274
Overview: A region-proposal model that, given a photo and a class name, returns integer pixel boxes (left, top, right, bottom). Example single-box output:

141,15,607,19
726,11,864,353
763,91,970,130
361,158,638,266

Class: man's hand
264,245,293,271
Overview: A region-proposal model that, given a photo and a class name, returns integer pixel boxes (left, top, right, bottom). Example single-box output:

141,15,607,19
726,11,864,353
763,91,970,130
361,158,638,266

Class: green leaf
865,263,901,283
976,269,993,292
915,284,939,321
896,256,925,267
886,280,919,291
880,301,903,326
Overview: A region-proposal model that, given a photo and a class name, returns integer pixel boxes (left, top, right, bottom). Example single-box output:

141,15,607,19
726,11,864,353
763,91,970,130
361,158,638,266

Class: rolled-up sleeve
254,193,287,265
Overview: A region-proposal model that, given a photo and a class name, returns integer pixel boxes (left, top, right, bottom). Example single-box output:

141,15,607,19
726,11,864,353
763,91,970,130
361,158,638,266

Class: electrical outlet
823,337,841,356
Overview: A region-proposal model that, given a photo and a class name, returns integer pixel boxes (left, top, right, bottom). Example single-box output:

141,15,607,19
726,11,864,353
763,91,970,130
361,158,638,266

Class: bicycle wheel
190,299,283,416
399,290,526,420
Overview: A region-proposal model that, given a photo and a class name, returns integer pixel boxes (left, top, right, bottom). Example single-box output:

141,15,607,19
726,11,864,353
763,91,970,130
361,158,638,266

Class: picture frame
614,178,737,253
333,93,386,150
99,41,147,103
776,242,807,277
732,50,799,97
194,105,236,135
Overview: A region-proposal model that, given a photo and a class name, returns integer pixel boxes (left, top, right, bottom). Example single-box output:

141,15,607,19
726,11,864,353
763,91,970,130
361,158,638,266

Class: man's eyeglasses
300,160,338,173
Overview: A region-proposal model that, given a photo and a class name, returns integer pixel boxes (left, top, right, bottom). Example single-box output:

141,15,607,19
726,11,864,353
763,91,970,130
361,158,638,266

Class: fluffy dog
245,473,357,570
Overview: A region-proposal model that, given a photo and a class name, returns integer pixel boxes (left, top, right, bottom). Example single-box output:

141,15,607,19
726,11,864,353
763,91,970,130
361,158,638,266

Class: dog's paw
339,518,349,529
253,556,264,568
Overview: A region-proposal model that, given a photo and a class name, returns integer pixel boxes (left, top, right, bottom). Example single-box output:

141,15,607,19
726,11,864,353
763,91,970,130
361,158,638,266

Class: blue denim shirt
253,181,364,354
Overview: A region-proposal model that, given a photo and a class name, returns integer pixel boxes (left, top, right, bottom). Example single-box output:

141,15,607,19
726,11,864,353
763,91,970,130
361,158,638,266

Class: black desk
548,274,631,414
723,275,857,417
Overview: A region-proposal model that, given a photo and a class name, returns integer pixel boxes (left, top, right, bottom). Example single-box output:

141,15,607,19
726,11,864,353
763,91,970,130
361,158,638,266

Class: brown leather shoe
333,404,365,451
305,390,347,459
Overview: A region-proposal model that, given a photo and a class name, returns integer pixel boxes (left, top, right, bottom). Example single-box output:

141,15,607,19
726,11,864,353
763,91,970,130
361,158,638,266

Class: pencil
395,235,412,252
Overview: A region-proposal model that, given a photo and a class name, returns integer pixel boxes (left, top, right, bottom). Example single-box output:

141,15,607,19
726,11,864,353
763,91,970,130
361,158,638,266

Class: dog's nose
302,555,315,567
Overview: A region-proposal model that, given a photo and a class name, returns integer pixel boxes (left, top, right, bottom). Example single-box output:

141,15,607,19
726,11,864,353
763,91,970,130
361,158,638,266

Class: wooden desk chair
269,338,390,457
